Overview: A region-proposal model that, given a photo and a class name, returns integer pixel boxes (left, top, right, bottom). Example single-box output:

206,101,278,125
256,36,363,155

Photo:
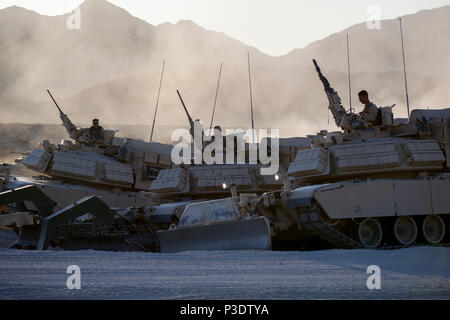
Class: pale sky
1,0,450,56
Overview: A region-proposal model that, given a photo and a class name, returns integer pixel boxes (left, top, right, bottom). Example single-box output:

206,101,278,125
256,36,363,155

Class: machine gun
47,89,64,116
47,90,116,147
312,60,350,130
176,90,194,133
176,90,204,139
46,89,80,141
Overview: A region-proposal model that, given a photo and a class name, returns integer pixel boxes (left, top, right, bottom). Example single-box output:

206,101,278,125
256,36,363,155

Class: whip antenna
247,52,255,142
150,59,165,143
209,62,223,131
398,18,410,118
346,34,353,114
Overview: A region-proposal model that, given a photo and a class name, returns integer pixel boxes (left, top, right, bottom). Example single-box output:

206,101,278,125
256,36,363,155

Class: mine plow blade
63,233,160,253
157,216,272,253
0,185,56,217
0,227,19,248
38,195,115,250
9,224,41,250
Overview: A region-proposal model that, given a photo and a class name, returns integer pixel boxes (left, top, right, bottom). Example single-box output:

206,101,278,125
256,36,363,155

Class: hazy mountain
0,0,449,137
281,5,450,76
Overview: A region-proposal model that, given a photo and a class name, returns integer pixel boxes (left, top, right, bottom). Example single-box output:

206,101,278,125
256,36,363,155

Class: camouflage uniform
89,125,104,144
360,102,378,124
352,102,379,130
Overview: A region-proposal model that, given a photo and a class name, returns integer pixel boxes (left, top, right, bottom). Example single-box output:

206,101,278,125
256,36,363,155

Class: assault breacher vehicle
3,90,173,208
0,90,309,252
2,61,448,252
255,60,450,249
147,90,309,199
5,90,308,208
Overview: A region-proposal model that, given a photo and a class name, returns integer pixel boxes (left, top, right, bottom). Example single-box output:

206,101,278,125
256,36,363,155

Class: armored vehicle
3,90,173,209
3,62,448,252
256,60,450,249
7,90,309,208
148,90,309,199
0,90,309,252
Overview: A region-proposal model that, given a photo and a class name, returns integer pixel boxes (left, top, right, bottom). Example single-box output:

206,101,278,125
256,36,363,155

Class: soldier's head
358,90,369,105
214,125,222,134
92,119,99,127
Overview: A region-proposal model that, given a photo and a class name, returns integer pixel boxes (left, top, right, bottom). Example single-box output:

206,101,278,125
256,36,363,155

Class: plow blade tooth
157,216,271,253
0,227,19,249
9,224,41,250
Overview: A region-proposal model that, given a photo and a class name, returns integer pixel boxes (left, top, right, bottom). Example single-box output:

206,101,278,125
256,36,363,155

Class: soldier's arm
367,104,379,122
361,104,378,122
76,128,92,144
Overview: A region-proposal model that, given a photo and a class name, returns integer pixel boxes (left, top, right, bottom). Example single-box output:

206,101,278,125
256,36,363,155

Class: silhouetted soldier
89,118,104,144
352,90,379,129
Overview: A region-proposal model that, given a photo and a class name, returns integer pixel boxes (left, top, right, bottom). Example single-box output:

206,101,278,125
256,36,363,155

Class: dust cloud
0,0,449,141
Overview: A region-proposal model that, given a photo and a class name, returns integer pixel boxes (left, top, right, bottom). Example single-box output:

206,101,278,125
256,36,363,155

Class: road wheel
358,218,382,248
394,216,417,246
422,215,445,244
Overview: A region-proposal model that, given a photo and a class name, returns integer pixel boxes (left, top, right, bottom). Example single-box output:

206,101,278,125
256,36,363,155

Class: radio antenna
398,18,410,118
346,34,353,114
247,52,255,143
150,59,165,143
209,62,223,131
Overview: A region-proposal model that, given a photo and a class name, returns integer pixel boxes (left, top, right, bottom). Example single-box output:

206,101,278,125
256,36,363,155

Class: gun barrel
313,59,349,128
46,89,64,115
313,59,319,69
312,59,335,94
176,90,194,126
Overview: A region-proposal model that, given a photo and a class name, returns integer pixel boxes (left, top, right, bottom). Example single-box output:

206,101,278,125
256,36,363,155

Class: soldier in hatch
88,118,104,144
351,90,379,130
